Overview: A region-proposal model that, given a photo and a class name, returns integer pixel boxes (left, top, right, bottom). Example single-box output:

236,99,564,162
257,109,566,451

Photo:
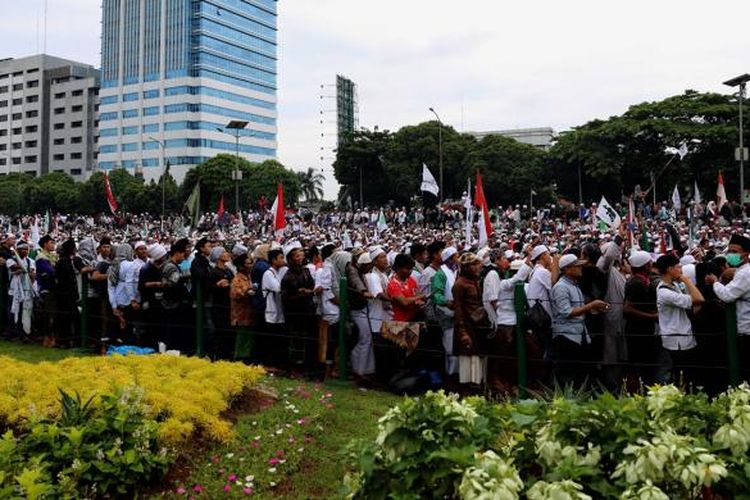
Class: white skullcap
357,252,373,265
679,255,696,266
147,244,167,261
629,250,652,269
441,246,458,262
530,245,549,261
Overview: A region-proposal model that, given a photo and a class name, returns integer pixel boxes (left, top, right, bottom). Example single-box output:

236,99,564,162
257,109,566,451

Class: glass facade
99,0,278,174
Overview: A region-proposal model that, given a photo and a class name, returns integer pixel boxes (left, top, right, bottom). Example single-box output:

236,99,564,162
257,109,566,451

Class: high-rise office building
0,55,100,179
98,0,278,181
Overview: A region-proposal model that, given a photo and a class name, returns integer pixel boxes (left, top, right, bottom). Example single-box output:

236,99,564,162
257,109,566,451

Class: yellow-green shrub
0,355,264,446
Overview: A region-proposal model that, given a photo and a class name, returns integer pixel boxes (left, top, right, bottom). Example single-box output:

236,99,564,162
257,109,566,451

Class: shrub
1,387,172,497
344,384,750,499
0,355,264,446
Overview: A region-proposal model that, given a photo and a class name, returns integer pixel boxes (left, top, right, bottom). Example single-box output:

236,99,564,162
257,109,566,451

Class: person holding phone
551,254,610,387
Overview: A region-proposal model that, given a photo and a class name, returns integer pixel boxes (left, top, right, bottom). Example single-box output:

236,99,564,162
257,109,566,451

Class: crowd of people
1,196,749,394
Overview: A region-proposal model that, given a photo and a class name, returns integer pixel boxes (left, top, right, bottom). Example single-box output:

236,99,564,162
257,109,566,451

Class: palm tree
297,167,325,201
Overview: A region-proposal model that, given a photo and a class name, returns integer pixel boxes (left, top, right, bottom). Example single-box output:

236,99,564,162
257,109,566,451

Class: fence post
337,276,349,382
514,282,528,398
0,284,5,335
196,281,205,357
80,276,89,350
725,302,740,386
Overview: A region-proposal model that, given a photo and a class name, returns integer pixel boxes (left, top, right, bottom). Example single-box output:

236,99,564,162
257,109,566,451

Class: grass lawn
0,339,87,362
161,376,399,498
0,340,399,499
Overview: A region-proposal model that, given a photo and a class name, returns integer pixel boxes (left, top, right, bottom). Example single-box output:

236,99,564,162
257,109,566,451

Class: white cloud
3,0,749,199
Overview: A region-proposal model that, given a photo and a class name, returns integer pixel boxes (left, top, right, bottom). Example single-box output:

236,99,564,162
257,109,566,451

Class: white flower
527,480,591,500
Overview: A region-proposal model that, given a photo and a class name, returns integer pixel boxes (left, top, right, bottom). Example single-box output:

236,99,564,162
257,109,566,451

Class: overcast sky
4,0,749,198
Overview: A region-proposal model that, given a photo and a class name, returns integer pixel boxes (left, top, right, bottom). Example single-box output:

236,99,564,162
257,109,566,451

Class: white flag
665,142,689,160
693,180,701,205
420,164,439,196
677,142,689,160
463,179,473,245
377,209,388,233
595,196,621,230
672,185,681,212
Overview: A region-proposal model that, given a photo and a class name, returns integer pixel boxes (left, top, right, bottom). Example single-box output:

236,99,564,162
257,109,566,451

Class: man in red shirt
387,254,426,321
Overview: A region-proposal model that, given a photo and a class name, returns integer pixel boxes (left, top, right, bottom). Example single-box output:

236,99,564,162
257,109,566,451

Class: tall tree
297,167,325,201
551,90,748,203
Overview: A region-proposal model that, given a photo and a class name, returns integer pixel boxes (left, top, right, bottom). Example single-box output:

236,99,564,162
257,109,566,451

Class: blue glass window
142,158,159,167
142,123,159,133
163,102,275,125
122,143,138,152
143,89,160,99
122,126,138,135
163,119,275,140
99,161,116,170
100,112,118,121
100,95,118,105
198,69,275,94
163,138,274,156
143,106,159,116
99,144,117,154
122,92,139,102
164,84,275,110
142,141,160,150
122,109,139,118
99,128,118,137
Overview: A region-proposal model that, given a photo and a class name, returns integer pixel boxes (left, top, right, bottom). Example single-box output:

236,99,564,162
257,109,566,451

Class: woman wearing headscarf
55,239,91,347
230,253,254,362
281,247,316,373
453,252,490,388
348,251,376,380
107,243,135,342
313,246,343,376
78,237,106,347
208,245,234,359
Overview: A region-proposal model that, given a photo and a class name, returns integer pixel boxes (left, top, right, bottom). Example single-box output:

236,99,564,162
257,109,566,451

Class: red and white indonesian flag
270,182,286,234
475,171,493,247
104,172,118,214
717,171,727,209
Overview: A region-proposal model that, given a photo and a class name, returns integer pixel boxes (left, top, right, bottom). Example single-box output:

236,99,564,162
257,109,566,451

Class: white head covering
147,244,168,261
530,245,549,261
629,250,652,269
441,246,458,263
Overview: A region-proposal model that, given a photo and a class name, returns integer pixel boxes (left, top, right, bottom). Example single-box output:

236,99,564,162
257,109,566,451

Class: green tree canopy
181,155,300,212
334,122,552,207
550,90,748,203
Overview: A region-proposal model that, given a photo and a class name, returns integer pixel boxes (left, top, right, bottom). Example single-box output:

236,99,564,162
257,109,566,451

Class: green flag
640,224,651,252
185,181,200,227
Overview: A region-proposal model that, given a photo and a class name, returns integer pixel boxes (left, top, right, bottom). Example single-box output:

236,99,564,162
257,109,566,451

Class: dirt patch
149,386,279,496
220,384,279,423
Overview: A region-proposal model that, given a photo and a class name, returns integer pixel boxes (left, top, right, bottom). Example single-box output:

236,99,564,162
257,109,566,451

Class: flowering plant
345,384,750,499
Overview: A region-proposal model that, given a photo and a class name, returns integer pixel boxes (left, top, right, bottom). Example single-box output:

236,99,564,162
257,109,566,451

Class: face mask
726,253,744,268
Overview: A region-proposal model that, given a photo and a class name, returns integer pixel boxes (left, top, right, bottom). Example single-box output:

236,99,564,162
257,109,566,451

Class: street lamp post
148,136,167,228
724,74,750,207
429,107,444,202
217,120,249,214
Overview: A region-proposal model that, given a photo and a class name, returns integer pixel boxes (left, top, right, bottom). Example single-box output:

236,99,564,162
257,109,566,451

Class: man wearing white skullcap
623,250,657,384
431,246,460,375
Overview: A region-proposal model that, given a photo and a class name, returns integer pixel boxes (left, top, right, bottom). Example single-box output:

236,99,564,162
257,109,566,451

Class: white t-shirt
262,267,285,324
526,264,552,316
365,269,392,332
656,280,696,351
